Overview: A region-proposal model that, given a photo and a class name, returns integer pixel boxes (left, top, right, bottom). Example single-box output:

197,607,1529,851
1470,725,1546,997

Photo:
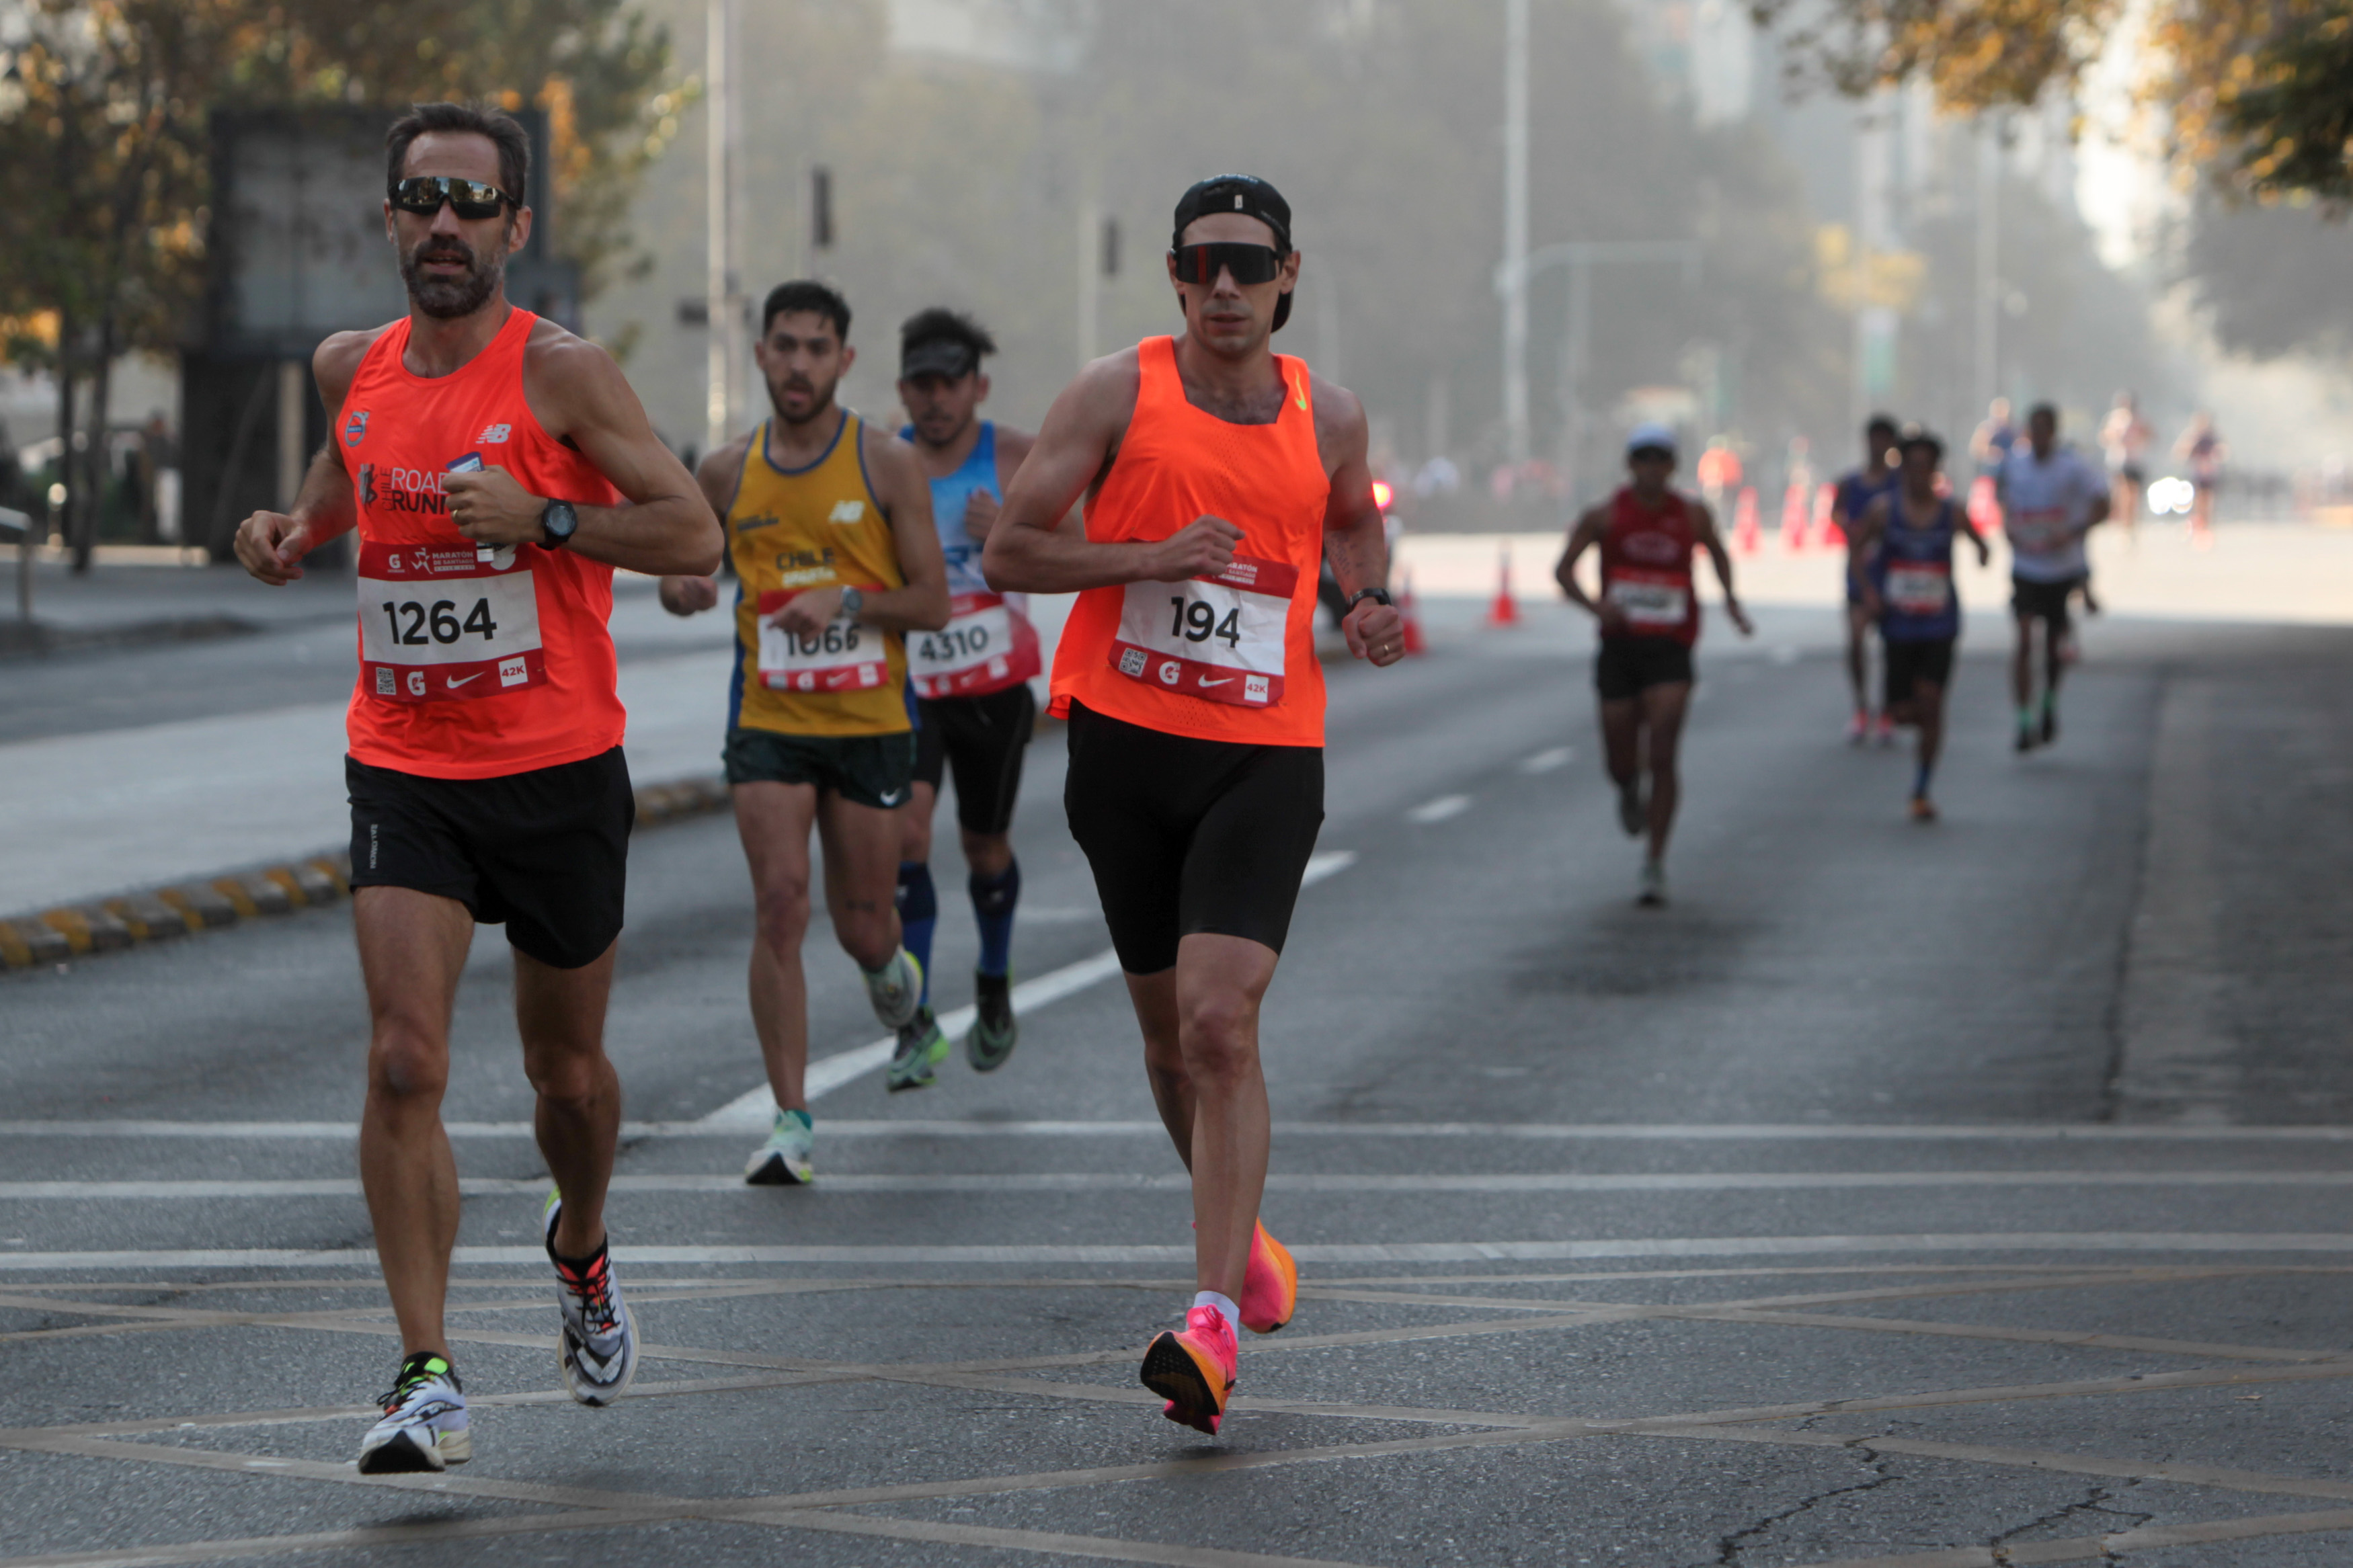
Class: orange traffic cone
1398,569,1428,655
1732,486,1760,554
1781,481,1808,550
1486,543,1521,627
1810,483,1837,550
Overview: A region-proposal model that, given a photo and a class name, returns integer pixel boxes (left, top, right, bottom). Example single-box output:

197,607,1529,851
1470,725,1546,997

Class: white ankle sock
1191,1290,1239,1326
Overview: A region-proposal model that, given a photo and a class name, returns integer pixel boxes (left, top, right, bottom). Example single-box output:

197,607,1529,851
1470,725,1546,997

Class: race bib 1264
1112,553,1298,708
358,540,545,703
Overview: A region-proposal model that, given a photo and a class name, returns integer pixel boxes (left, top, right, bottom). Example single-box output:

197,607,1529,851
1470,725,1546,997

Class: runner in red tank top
984,174,1405,1438
1556,424,1752,907
230,104,721,1475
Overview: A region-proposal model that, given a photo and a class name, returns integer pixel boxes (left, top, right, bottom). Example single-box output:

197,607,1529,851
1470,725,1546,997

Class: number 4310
1169,597,1242,649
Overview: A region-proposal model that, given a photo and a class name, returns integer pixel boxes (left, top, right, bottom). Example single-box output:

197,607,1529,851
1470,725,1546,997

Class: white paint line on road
15,1232,2353,1271
23,1169,2353,1201
1405,794,1472,825
1770,643,1800,665
16,1117,2353,1142
1519,747,1574,774
693,849,1360,1129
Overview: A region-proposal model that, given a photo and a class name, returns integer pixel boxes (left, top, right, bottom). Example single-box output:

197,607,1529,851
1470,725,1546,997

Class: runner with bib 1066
659,280,951,1186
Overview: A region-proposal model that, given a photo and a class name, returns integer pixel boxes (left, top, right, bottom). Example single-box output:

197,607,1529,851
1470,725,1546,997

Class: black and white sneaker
542,1191,637,1407
357,1351,469,1474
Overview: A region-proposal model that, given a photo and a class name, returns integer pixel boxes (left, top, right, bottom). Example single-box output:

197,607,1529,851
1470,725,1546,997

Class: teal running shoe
887,1006,951,1091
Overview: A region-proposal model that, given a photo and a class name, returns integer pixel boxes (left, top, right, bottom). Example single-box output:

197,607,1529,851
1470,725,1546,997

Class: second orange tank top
1047,335,1330,747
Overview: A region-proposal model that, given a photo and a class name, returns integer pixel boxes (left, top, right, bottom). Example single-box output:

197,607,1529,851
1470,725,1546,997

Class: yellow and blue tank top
727,412,911,737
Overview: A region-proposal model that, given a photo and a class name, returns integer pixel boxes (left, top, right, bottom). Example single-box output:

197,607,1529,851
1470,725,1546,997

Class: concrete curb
0,772,735,972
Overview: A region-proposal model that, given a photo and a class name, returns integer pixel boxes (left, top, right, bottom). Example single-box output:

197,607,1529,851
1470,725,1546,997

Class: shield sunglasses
389,176,514,220
1170,242,1287,286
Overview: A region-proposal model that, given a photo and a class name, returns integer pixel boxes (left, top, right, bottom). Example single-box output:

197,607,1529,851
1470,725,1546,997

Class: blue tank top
1874,495,1960,642
1835,467,1900,531
904,420,998,596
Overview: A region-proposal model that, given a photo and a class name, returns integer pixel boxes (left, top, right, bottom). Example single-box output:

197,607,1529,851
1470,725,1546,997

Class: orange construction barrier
1486,543,1521,627
1732,485,1760,554
1398,569,1428,655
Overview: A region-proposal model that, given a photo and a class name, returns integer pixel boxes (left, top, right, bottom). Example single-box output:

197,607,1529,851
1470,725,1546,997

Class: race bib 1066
910,592,1042,699
1112,553,1297,708
758,588,889,693
358,540,545,703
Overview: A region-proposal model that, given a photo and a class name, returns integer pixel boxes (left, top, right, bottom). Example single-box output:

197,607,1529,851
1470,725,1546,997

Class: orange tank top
1048,335,1330,747
340,309,627,780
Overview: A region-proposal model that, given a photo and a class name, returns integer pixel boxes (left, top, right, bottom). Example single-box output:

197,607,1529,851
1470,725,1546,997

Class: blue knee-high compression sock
895,862,936,1007
969,859,1021,978
1913,759,1933,798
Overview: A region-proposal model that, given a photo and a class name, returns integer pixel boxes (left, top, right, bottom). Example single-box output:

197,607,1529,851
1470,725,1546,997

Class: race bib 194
1884,561,1951,617
757,587,889,693
1606,569,1691,628
1112,554,1297,708
910,593,1042,699
358,540,545,703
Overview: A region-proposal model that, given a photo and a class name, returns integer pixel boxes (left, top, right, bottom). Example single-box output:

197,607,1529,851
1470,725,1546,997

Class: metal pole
1076,196,1099,369
703,0,735,456
1501,0,1529,470
1556,257,1589,495
1975,117,1999,421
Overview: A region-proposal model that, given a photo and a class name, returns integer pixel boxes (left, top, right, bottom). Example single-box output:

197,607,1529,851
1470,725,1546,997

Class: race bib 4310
758,588,889,693
1112,554,1297,708
358,540,545,703
911,593,1041,699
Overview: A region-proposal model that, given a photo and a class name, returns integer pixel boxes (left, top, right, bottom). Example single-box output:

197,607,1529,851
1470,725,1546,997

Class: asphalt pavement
6,586,2353,1567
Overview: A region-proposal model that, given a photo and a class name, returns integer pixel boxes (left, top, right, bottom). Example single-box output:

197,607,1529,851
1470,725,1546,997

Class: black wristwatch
1345,587,1393,612
539,499,578,549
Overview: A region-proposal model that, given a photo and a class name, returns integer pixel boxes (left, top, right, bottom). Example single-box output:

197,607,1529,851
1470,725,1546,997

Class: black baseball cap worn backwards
1171,173,1295,331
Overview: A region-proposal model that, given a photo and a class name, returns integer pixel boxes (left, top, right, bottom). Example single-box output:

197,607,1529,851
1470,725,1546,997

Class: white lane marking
16,1118,2353,1142
16,1232,2353,1270
1519,747,1574,774
20,1169,2353,1200
1770,644,1800,665
696,849,1359,1128
1405,794,1471,824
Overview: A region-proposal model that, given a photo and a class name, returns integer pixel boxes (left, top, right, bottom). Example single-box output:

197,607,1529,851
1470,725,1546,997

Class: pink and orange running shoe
1240,1221,1298,1335
1140,1305,1238,1436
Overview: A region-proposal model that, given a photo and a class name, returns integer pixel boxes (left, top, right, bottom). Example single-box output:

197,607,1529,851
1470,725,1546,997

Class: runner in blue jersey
1831,415,1903,746
888,308,1043,1084
1848,427,1991,822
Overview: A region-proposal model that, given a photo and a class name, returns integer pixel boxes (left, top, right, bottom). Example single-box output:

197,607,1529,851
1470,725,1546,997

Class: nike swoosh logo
1289,369,1308,411
445,672,481,688
877,790,905,805
1199,676,1234,688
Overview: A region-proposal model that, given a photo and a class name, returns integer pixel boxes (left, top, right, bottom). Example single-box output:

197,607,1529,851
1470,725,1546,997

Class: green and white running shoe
358,1351,469,1474
887,1006,951,1091
746,1107,815,1185
542,1191,637,1407
964,971,1018,1073
862,948,924,1030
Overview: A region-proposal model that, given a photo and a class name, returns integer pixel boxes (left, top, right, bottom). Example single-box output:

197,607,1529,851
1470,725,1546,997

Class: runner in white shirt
1998,403,2109,752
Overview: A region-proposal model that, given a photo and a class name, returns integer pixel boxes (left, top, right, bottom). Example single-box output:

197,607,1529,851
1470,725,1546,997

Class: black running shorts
914,684,1036,835
1595,636,1696,702
2010,575,2080,628
346,747,633,969
1062,701,1324,976
1882,636,1956,708
723,726,915,811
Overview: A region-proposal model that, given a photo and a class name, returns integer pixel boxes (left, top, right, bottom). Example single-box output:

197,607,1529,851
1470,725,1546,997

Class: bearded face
398,231,506,319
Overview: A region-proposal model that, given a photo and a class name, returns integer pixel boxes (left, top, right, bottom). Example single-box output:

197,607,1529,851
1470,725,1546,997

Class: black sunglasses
1171,243,1287,286
389,176,514,220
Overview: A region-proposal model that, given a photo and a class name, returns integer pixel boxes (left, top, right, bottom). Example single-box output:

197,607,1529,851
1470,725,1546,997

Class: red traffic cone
1398,569,1428,655
1732,486,1760,554
1967,474,2001,534
1781,481,1808,550
1485,543,1521,627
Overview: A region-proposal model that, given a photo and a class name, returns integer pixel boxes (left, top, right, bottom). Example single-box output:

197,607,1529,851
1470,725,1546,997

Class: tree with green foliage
0,0,685,568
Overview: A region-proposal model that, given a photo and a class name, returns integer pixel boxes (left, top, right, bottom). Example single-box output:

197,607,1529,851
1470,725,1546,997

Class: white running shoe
1636,858,1669,908
543,1191,637,1407
862,948,924,1030
357,1352,469,1475
746,1107,815,1185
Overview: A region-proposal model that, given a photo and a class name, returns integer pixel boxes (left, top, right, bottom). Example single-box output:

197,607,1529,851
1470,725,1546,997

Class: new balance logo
475,423,512,444
828,500,866,524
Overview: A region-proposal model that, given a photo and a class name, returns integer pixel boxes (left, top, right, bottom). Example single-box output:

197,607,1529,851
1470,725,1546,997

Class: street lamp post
1501,0,1529,470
